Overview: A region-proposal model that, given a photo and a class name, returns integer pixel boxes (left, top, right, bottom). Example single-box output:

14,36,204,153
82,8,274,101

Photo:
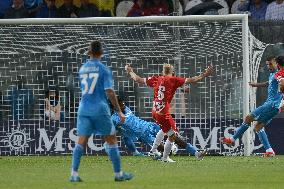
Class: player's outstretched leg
70,137,88,182
104,136,134,182
122,136,145,156
232,123,250,141
221,114,253,145
175,137,207,160
220,122,250,145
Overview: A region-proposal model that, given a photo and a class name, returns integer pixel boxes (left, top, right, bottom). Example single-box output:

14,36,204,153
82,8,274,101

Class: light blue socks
233,123,250,140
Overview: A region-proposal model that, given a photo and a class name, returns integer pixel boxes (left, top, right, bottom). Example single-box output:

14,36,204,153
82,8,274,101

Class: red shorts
152,111,177,134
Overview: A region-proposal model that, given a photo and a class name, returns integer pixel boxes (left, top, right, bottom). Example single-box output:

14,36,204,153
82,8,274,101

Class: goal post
241,15,252,156
0,15,251,156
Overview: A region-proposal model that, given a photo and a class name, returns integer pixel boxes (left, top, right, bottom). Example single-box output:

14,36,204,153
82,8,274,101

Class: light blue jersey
266,71,282,107
78,59,113,117
251,71,282,125
112,106,160,142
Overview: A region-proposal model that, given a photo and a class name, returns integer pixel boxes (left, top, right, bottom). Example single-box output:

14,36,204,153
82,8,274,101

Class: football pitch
1,155,284,189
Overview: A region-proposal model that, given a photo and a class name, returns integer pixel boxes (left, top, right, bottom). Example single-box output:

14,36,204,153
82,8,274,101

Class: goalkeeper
111,97,166,156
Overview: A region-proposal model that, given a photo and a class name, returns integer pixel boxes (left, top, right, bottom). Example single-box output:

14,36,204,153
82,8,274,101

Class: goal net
0,15,251,156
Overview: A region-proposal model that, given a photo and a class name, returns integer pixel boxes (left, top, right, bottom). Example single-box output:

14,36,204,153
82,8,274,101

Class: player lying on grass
111,97,179,156
221,56,282,157
125,63,213,162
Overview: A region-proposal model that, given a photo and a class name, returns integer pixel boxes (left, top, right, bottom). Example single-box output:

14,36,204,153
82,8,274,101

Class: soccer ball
171,143,178,155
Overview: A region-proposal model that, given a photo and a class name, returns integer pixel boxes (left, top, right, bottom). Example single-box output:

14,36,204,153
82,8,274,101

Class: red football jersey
275,69,284,101
146,75,186,114
275,68,284,82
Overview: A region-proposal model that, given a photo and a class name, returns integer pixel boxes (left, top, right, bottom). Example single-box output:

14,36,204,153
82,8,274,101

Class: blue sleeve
124,106,132,114
104,68,113,90
238,2,249,11
111,113,121,126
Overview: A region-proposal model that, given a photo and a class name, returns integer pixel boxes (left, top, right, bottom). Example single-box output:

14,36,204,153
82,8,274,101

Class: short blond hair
163,64,174,75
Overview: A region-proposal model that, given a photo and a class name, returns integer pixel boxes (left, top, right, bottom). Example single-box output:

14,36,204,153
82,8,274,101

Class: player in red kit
125,63,214,162
274,56,284,112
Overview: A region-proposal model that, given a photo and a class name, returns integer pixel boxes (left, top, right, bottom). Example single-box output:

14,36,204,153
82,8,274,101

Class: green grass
0,155,284,189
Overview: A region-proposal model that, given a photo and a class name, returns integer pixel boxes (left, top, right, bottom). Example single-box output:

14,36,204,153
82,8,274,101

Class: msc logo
1,124,33,153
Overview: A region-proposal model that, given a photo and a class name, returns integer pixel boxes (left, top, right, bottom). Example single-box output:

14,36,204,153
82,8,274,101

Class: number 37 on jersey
80,73,99,95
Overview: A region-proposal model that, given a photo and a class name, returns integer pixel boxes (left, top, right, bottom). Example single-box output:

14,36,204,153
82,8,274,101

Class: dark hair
45,87,59,101
266,56,275,61
276,56,284,67
89,40,103,55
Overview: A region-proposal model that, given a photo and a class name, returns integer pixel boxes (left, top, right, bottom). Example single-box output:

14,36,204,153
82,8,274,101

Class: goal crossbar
0,14,248,25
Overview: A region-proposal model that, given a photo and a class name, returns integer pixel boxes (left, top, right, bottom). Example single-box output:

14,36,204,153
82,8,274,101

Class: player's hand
125,64,133,73
248,82,258,87
118,111,126,123
203,65,214,77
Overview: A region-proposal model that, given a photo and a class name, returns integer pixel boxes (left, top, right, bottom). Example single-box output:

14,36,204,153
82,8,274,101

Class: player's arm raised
125,64,145,85
185,65,214,84
106,89,126,123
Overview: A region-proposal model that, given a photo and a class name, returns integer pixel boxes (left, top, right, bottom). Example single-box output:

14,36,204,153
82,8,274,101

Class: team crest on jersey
1,123,34,154
154,101,165,112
